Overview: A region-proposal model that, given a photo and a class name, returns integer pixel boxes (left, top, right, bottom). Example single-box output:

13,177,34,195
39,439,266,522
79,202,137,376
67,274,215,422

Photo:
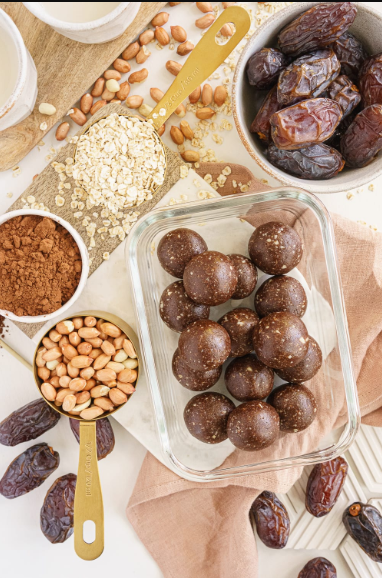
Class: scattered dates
40,474,77,544
298,557,337,578
359,53,382,107
69,417,115,461
328,75,361,117
0,399,60,447
341,104,382,167
251,491,290,549
343,502,382,562
305,457,348,518
332,32,369,82
246,48,289,90
0,443,60,499
250,86,281,143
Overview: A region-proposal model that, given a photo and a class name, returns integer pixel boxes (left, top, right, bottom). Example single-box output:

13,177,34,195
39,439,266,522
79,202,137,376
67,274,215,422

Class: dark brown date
250,491,290,549
0,443,59,499
343,502,382,562
246,48,289,90
306,457,348,518
250,86,281,143
278,3,357,56
270,98,343,150
359,53,382,107
328,75,361,117
278,49,340,106
0,399,60,447
69,417,115,461
331,32,368,82
268,143,345,180
40,474,76,544
341,104,382,168
298,557,337,578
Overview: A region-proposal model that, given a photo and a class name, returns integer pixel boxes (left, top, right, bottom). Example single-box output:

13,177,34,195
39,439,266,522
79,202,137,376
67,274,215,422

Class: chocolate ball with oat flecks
218,308,259,357
159,281,210,333
157,228,207,278
268,383,317,433
275,336,323,383
172,348,222,391
253,312,309,369
227,400,280,451
255,275,307,318
178,319,231,372
228,254,258,299
248,222,303,275
225,355,274,402
183,251,238,306
184,392,235,444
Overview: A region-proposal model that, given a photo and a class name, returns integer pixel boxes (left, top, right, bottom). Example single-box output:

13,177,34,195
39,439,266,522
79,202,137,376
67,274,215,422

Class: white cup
22,2,141,44
0,8,37,132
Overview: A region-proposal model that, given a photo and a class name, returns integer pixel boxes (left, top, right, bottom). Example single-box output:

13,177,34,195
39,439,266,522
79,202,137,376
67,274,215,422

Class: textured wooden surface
0,1,166,171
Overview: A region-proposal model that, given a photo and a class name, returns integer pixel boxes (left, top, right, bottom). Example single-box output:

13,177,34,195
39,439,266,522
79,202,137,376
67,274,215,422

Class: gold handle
74,421,104,561
147,5,251,130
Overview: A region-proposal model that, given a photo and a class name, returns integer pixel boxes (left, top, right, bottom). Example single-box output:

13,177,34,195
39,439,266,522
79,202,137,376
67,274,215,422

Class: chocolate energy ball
172,348,222,391
225,355,274,402
275,336,323,383
157,228,207,278
159,281,210,333
227,400,280,451
228,254,258,299
183,251,238,306
184,392,235,444
248,222,303,275
268,383,317,433
255,275,307,318
178,319,231,372
218,308,259,357
253,312,309,369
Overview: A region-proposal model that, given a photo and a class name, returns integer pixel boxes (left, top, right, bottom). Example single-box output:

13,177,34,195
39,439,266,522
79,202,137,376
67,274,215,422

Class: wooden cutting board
0,1,166,172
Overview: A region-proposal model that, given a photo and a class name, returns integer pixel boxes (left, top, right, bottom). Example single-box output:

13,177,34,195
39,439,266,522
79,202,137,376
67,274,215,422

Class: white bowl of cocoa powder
0,209,89,323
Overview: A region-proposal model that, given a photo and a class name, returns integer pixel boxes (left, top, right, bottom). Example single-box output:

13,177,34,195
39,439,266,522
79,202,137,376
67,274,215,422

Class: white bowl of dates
233,2,382,193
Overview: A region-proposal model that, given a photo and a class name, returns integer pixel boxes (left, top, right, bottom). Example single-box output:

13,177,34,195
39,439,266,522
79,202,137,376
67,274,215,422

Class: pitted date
40,474,77,544
278,3,357,56
246,48,289,90
343,502,382,562
359,53,382,107
250,86,281,143
0,399,60,447
0,443,59,499
268,143,345,180
331,32,368,82
341,104,382,167
270,98,343,150
250,491,290,549
298,557,337,578
69,417,115,461
328,75,361,117
278,49,340,106
306,457,348,517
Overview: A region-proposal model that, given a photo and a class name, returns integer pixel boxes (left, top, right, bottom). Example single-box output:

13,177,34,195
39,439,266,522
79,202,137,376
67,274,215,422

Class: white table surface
1,2,382,577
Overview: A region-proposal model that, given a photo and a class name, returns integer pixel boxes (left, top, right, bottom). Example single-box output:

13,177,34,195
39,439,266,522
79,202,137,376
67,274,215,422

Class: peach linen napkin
126,168,382,578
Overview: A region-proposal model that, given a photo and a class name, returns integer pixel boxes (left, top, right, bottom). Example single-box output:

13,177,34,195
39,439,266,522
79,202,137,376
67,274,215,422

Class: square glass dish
126,188,360,482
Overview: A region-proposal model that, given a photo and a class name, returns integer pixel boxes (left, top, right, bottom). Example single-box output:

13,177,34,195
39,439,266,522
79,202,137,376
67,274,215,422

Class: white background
1,2,382,577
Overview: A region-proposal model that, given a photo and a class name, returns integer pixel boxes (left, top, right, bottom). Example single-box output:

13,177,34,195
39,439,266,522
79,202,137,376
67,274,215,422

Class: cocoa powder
0,215,82,317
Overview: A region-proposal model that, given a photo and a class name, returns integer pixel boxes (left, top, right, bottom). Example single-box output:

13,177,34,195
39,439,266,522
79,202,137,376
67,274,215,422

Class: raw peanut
68,332,81,347
125,95,144,109
117,381,136,395
56,363,67,377
102,88,116,101
98,330,109,341
84,316,97,328
123,358,139,370
41,383,57,402
181,150,200,162
109,389,128,406
72,399,92,415
96,369,116,382
94,397,115,411
202,84,213,106
166,60,182,76
151,11,169,26
59,376,71,388
59,336,69,349
90,385,110,398
175,103,186,117
63,395,77,412
39,102,56,115
128,69,148,84
196,107,215,119
104,69,121,81
56,320,75,335
113,350,128,363
71,356,94,369
90,100,107,115
80,367,95,380
55,122,70,141
177,41,194,56
113,58,131,73
196,2,213,12
220,23,234,37
101,323,122,338
150,87,164,103
55,400,63,407
180,120,194,140
77,342,92,356
139,29,154,45
93,354,111,371
80,93,93,114
123,339,137,358
171,25,187,42
69,107,87,126
36,348,47,368
103,380,117,388
96,319,105,331
155,27,170,46
118,368,137,384
89,348,102,360
84,337,103,348
195,14,215,28
136,45,151,65
61,344,78,360
69,378,87,392
49,329,61,343
170,126,184,144
110,99,121,104
214,85,228,106
158,124,166,137
42,347,62,362
106,361,125,373
80,407,104,420
72,318,84,330
122,41,140,60
56,388,74,403
189,86,201,103
222,2,236,7
46,360,60,371
51,369,58,377
106,78,120,93
67,364,80,379
116,81,130,100
78,327,100,339
38,367,50,381
49,376,60,387
91,78,105,97
43,337,57,350
76,391,91,405
84,378,96,391
169,1,181,5
101,341,116,356
139,104,153,117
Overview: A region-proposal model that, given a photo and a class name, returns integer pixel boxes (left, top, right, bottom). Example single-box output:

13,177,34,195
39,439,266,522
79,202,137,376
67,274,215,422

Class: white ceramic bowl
22,2,141,44
233,2,382,194
0,210,89,324
0,8,37,131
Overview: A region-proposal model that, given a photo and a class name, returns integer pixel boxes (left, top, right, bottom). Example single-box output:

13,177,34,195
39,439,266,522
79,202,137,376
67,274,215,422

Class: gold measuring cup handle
147,5,251,131
74,421,104,561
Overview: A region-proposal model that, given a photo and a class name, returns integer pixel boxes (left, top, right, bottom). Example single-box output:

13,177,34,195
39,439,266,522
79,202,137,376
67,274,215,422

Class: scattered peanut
113,58,131,73
181,150,200,162
139,104,153,117
122,42,140,60
155,27,170,46
214,85,228,106
189,86,201,103
177,41,194,56
91,78,106,97
196,107,215,120
55,122,70,141
139,29,154,45
170,126,184,145
136,45,151,64
157,123,165,137
104,69,121,81
171,25,187,42
116,81,130,101
110,99,121,104
125,95,144,109
151,12,169,26
128,69,148,84
106,79,120,93
196,2,213,12
222,2,236,7
150,87,164,103
69,108,87,126
195,14,215,28
90,100,107,115
169,1,181,5
102,87,116,101
166,60,182,76
202,84,213,106
220,23,234,37
39,103,56,116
